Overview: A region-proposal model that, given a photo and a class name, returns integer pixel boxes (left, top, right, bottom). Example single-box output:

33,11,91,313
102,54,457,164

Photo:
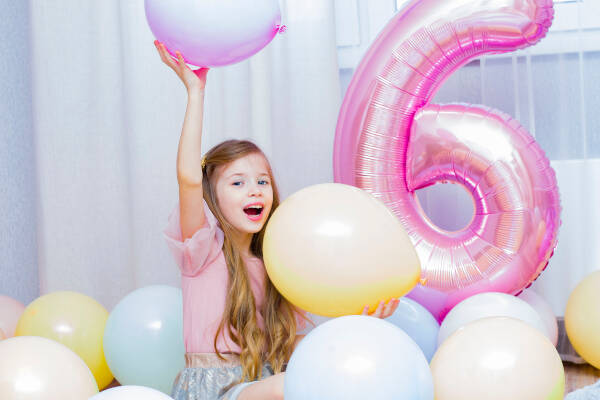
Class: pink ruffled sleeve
163,201,225,277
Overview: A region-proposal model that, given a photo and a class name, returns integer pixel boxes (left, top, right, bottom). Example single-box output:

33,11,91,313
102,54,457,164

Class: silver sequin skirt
171,353,274,400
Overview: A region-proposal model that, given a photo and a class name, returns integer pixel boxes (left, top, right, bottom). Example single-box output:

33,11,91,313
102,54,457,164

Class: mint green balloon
103,286,185,394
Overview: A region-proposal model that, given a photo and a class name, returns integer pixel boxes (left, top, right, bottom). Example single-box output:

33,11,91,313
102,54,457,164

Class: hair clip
201,156,207,169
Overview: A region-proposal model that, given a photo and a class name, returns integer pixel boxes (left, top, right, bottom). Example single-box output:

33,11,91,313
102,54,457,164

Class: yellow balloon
15,291,113,389
431,317,564,400
264,183,421,316
565,270,600,369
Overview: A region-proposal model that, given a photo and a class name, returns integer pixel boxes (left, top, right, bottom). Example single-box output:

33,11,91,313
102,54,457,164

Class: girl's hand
361,298,400,319
154,40,209,93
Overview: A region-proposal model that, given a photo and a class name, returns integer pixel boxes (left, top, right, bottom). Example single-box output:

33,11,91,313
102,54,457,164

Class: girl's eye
232,181,243,186
258,180,270,185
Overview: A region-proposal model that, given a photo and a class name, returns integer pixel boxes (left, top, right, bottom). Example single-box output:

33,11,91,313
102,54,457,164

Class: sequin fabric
172,353,274,400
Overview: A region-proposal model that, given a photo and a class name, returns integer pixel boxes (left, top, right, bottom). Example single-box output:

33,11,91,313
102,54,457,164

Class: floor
565,362,600,394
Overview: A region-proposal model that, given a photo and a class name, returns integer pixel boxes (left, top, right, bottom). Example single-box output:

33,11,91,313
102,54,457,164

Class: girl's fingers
176,51,186,66
372,300,385,318
361,305,369,316
156,42,178,69
383,298,399,318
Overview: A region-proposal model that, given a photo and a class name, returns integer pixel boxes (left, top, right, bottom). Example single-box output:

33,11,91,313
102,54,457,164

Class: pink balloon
333,0,559,321
0,295,25,337
145,0,282,67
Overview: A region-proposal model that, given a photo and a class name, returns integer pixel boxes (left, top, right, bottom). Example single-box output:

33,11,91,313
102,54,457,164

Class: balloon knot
276,24,287,34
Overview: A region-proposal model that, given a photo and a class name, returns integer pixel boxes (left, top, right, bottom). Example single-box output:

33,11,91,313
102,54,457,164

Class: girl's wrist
187,87,205,98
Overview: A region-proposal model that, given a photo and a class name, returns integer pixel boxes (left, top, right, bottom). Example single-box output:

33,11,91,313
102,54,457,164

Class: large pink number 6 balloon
333,0,560,320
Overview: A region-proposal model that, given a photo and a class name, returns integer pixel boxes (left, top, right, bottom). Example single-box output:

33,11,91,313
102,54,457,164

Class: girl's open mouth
243,204,264,221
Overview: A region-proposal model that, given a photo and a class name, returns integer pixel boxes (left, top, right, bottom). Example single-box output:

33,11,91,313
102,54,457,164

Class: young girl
155,40,399,400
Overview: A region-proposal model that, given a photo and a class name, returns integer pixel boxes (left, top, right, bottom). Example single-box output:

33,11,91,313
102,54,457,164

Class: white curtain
0,1,38,304
29,0,340,309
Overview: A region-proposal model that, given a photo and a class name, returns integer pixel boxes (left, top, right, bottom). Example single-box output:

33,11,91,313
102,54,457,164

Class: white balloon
285,316,433,400
89,386,174,400
438,292,550,345
518,289,559,346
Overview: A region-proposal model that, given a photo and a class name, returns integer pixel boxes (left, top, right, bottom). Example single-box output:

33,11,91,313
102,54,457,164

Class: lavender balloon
145,0,282,67
333,0,560,321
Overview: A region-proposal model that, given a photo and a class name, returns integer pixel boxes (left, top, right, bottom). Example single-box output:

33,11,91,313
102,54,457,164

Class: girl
155,41,399,400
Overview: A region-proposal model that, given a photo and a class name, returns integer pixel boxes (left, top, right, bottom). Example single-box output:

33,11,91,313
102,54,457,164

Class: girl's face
214,153,274,235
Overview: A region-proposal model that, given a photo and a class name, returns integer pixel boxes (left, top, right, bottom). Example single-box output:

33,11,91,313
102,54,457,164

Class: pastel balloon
285,316,433,400
385,297,439,361
89,385,174,400
0,336,98,399
103,285,185,394
15,291,113,389
0,294,25,337
438,292,549,345
263,183,421,317
565,271,600,369
145,0,282,67
431,317,564,400
333,0,559,321
518,289,558,346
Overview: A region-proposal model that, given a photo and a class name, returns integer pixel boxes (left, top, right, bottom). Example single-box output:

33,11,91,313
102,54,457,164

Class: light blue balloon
103,285,185,394
285,316,433,400
385,297,440,361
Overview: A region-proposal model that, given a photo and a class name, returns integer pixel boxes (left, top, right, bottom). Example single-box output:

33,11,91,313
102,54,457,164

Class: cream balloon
565,270,600,369
431,317,564,400
0,294,25,337
89,385,174,400
263,183,420,316
0,336,99,399
438,292,549,345
518,289,558,346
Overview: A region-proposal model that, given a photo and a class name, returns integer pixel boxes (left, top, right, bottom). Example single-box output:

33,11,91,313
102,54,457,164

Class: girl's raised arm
155,41,209,240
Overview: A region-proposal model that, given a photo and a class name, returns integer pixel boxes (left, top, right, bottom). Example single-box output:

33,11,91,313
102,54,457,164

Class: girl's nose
249,184,262,196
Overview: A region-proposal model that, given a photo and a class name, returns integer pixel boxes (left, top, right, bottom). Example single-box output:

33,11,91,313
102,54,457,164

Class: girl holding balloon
155,41,399,400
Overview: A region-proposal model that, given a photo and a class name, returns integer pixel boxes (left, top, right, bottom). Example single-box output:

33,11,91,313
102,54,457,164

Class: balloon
15,291,113,389
0,294,25,337
145,0,282,67
437,292,549,345
518,289,558,346
431,317,564,400
89,385,174,400
0,336,98,399
385,297,439,361
103,285,185,394
565,270,600,369
263,183,421,317
333,0,560,321
285,316,433,400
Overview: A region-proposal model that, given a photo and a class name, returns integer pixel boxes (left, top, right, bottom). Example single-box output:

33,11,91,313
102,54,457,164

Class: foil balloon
333,0,560,320
145,0,282,67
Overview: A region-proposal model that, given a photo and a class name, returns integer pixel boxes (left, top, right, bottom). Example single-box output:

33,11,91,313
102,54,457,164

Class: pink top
163,201,272,354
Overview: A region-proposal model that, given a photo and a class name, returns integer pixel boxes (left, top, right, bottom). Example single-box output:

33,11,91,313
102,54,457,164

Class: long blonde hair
202,140,298,380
